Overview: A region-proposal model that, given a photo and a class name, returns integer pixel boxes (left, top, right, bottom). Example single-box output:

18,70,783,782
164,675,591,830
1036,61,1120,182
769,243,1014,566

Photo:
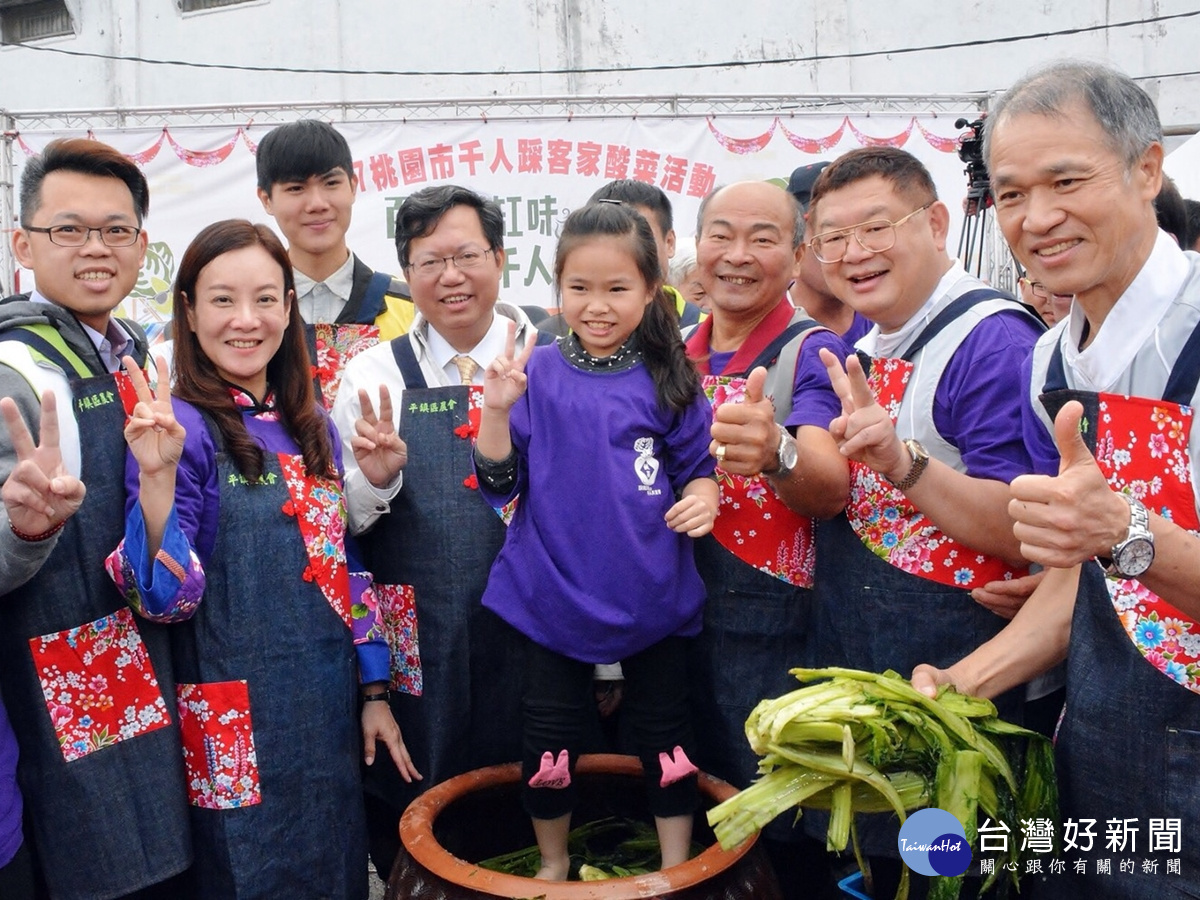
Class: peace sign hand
122,355,185,477
483,321,536,411
352,385,408,488
1,389,86,536
820,348,909,482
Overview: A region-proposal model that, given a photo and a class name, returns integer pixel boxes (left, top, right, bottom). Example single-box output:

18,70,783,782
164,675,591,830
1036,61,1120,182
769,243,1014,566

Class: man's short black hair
1184,198,1200,251
587,180,673,236
1155,175,1188,247
255,120,354,193
20,138,150,227
394,185,505,269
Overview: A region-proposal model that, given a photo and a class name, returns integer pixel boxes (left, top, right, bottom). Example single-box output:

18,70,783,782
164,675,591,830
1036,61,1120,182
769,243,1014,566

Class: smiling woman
183,242,291,400
103,219,419,899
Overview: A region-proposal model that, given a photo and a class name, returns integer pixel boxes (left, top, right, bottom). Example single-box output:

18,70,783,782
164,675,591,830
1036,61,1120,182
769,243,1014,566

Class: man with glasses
1018,274,1072,326
785,161,873,344
804,146,1048,897
330,184,542,883
0,138,191,898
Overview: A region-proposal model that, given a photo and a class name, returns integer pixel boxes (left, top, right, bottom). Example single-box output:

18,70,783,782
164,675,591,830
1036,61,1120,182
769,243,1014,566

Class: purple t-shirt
842,312,873,346
708,328,849,433
926,311,1056,482
0,699,20,868
479,346,716,663
1019,343,1069,477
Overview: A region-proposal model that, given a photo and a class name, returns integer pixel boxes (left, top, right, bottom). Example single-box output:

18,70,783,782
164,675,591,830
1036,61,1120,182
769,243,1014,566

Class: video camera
955,116,991,215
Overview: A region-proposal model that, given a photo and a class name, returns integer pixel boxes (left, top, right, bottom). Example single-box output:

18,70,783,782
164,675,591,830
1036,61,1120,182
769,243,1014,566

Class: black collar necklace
560,333,640,372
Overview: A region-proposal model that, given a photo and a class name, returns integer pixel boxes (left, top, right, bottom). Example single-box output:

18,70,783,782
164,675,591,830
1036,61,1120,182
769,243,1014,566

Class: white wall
2,0,1199,128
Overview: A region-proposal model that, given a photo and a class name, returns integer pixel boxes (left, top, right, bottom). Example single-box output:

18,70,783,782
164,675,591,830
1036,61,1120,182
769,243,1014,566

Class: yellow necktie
452,355,479,385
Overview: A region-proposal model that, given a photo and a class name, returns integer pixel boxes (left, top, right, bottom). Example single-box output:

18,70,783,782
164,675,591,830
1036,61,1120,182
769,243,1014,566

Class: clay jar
388,753,783,900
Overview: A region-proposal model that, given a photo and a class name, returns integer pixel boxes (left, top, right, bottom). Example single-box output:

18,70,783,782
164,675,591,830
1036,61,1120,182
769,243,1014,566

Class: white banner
11,113,976,341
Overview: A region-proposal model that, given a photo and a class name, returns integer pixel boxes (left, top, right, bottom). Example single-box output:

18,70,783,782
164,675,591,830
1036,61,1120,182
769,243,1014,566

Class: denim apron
810,293,1027,860
683,311,823,792
172,415,365,899
358,340,526,817
0,330,190,900
1035,339,1200,899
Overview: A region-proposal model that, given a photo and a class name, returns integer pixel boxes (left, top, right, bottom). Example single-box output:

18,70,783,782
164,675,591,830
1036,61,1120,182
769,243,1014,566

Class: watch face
781,438,799,471
1115,539,1155,578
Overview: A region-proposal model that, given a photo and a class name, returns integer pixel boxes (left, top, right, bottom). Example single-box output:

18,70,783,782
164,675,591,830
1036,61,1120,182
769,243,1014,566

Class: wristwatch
1098,493,1155,578
766,425,799,478
884,439,929,491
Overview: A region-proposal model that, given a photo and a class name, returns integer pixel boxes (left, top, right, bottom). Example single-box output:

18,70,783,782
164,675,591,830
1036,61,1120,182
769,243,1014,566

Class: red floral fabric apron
1090,393,1200,693
847,357,1028,590
308,322,380,409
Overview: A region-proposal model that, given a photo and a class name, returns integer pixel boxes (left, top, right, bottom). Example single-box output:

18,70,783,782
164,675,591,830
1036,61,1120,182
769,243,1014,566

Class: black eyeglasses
25,224,142,248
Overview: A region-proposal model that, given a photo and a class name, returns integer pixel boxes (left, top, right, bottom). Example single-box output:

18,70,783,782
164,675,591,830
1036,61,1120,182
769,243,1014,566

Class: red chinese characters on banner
368,153,399,191
633,149,660,184
576,141,602,176
399,148,427,185
428,143,454,180
459,140,485,176
547,139,572,175
604,144,631,180
342,138,707,197
518,138,543,173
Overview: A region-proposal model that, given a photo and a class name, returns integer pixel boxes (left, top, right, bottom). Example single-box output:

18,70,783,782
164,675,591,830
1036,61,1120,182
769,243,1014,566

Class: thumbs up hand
819,349,909,483
710,366,780,476
1008,401,1131,568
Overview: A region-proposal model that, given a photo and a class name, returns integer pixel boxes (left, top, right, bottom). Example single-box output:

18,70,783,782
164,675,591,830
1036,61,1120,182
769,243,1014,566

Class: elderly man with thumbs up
915,61,1200,898
683,179,850,892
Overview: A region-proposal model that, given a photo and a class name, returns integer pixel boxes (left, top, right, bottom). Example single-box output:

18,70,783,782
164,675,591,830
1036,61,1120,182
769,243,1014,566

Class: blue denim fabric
807,513,1021,861
689,533,814,792
1043,561,1200,899
171,429,366,899
361,385,527,816
0,369,191,900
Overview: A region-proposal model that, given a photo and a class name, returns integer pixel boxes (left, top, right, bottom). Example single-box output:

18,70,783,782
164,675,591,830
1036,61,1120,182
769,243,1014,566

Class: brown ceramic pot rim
399,753,760,899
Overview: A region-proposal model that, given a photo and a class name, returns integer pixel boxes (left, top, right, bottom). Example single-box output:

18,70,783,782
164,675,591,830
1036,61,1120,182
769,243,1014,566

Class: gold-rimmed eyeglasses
808,203,933,264
1018,276,1051,300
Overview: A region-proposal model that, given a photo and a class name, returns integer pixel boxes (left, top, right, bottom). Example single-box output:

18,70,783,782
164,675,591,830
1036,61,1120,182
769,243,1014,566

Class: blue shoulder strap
678,301,703,328
902,288,1028,361
739,320,822,376
359,272,394,321
1,324,94,378
1043,316,1200,406
1163,317,1200,407
390,338,426,390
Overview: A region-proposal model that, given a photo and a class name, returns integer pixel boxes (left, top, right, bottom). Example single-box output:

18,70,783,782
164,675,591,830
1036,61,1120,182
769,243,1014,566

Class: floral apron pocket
29,607,171,762
177,680,261,809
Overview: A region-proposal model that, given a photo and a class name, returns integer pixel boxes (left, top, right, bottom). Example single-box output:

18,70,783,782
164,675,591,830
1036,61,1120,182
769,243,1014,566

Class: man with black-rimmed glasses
0,138,191,900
